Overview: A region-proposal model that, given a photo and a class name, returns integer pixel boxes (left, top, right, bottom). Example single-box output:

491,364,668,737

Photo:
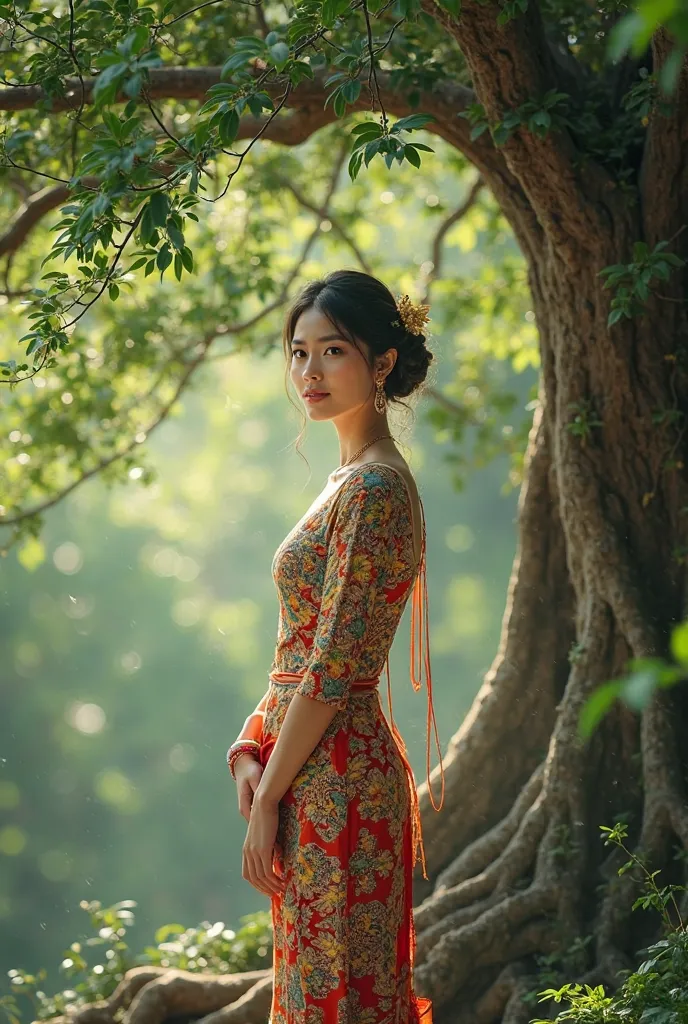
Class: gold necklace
341,434,394,469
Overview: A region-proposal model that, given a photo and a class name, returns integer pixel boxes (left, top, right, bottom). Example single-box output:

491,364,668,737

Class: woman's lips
304,393,330,403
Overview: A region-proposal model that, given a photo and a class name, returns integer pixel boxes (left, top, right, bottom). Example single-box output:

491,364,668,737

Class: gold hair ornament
391,295,431,336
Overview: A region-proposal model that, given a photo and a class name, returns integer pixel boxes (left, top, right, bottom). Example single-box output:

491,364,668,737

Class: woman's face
289,306,382,422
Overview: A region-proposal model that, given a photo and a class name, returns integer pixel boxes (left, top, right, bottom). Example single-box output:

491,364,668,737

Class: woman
226,270,445,1024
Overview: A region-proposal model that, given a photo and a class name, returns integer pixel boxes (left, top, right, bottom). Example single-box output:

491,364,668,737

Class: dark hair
282,270,434,404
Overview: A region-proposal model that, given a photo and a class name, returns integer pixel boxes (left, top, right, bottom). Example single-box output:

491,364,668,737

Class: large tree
1,0,688,1020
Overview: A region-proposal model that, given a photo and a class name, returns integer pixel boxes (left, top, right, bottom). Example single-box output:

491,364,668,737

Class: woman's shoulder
334,461,415,505
326,461,422,565
327,463,418,536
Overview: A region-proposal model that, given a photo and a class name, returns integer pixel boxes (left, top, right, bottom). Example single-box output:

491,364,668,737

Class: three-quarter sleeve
295,472,397,711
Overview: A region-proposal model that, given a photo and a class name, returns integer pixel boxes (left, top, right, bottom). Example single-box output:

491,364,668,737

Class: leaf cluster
599,241,686,327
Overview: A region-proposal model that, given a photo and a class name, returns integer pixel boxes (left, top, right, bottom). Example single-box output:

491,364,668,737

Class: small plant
529,822,688,1024
599,240,685,327
491,90,572,146
566,399,603,445
523,936,594,1007
600,822,684,930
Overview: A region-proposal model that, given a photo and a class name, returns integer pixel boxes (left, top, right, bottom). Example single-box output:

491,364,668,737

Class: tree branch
273,174,373,273
421,175,484,304
0,65,543,268
0,179,97,257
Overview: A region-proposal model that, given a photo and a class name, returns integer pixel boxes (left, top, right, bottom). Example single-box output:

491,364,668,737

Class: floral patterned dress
258,463,441,1024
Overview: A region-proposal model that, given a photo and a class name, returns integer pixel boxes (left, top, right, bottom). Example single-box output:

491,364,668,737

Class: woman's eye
291,346,342,358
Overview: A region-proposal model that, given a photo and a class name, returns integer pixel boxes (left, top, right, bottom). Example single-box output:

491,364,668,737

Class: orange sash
382,493,445,881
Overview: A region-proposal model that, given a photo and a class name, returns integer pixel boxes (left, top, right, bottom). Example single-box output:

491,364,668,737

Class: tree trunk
408,124,688,1016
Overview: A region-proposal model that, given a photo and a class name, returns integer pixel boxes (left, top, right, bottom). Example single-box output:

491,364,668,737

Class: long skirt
259,675,433,1024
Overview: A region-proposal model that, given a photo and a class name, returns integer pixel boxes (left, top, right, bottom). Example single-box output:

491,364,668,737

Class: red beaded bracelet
227,739,260,779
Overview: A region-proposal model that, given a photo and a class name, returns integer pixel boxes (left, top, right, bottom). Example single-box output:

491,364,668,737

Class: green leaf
658,46,684,96
174,253,183,281
269,41,290,69
492,123,512,146
289,61,315,84
154,923,185,943
348,149,363,181
670,620,688,666
93,62,127,105
148,192,170,228
469,122,489,140
127,256,148,272
108,283,120,300
403,144,421,168
607,11,649,62
321,0,347,26
351,121,383,137
156,243,172,272
218,108,240,146
363,138,381,166
391,113,435,133
620,667,660,711
341,79,361,104
167,220,185,252
633,240,649,262
123,71,144,98
121,25,149,55
578,680,623,738
221,51,253,77
180,247,194,272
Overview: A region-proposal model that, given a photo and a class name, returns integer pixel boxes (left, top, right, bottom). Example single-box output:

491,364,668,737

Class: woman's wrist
233,751,259,773
227,739,260,779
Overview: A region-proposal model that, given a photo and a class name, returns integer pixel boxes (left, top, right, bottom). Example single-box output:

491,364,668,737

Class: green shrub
1,899,272,1024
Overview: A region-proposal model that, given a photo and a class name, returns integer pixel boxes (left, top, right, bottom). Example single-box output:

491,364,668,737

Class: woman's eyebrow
290,333,346,346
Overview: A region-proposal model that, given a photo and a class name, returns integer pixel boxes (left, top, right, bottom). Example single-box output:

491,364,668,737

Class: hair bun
386,329,433,399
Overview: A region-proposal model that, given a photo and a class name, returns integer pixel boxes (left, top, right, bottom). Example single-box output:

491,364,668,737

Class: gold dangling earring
374,376,387,414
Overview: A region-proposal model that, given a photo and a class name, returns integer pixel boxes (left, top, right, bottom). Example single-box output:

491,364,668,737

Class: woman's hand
234,754,264,822
242,793,286,898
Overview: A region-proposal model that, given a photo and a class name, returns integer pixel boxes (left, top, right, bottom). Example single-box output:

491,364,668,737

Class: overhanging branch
0,65,544,269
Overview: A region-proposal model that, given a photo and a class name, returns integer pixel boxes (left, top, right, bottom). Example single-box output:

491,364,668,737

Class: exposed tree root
44,968,272,1024
413,409,576,899
434,764,545,892
453,964,530,1024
